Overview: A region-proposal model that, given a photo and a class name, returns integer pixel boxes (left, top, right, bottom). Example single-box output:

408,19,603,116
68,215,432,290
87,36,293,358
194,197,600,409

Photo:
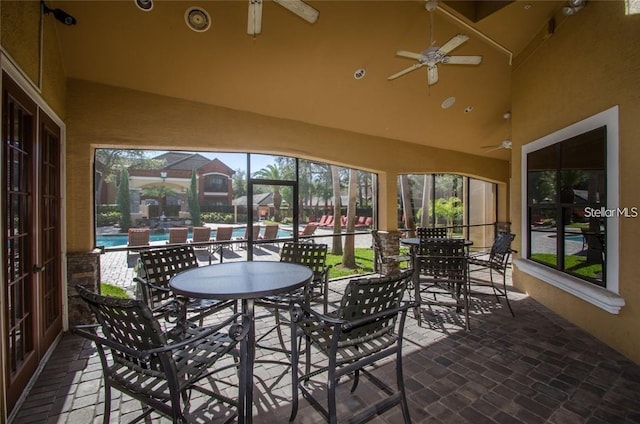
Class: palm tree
342,169,358,268
330,165,343,255
253,163,289,222
399,174,415,233
141,184,176,215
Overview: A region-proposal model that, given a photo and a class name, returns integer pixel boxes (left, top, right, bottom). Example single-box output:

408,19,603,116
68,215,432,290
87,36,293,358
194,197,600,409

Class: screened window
397,174,497,247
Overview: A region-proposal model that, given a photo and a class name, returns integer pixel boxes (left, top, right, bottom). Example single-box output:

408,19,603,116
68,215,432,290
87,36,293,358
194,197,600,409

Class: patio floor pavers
11,257,640,423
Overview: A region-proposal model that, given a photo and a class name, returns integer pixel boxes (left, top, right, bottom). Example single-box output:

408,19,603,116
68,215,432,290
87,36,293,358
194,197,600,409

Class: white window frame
517,106,625,314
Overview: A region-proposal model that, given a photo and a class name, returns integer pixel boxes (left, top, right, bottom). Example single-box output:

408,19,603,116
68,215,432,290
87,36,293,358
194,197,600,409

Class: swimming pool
97,227,292,248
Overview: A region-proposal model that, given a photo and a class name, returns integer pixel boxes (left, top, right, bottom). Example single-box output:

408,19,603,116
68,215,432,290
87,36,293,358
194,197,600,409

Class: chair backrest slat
138,245,199,307
77,285,167,372
489,232,516,267
416,227,447,239
280,242,328,277
338,270,412,342
415,238,467,282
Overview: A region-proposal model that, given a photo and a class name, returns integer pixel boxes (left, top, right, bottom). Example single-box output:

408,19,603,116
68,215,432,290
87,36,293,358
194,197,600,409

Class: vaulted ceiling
54,0,563,159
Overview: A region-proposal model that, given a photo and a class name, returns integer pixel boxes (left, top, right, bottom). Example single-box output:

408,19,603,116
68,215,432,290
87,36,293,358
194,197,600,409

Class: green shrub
96,211,121,226
201,212,234,224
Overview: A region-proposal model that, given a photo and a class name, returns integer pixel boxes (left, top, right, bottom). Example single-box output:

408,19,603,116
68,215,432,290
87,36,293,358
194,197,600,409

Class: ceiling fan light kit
388,0,482,86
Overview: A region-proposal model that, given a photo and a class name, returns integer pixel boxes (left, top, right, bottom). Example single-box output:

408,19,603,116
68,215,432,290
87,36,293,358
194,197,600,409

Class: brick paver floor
12,252,640,424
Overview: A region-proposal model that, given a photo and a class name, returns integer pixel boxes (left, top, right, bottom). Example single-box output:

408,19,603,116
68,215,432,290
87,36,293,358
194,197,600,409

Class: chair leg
500,269,515,317
462,281,470,331
327,369,338,424
396,346,411,424
289,320,300,422
489,267,515,317
413,271,421,326
103,382,111,424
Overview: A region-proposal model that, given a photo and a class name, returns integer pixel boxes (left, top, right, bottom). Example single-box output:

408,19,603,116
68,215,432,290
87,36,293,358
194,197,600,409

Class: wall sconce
563,0,586,16
160,171,167,182
41,0,77,25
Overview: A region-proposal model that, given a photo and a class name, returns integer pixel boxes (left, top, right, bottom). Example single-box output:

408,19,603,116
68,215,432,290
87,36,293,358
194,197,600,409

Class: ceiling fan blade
396,50,426,61
443,55,483,65
484,146,502,152
247,0,263,35
273,0,319,24
388,63,425,80
427,66,439,85
437,34,469,55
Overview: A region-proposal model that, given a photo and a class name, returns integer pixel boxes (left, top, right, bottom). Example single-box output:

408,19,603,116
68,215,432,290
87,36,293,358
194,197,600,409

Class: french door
2,73,63,413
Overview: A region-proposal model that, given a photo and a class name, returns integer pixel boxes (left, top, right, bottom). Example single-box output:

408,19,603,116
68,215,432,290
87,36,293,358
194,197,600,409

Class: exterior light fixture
41,0,77,26
160,171,167,182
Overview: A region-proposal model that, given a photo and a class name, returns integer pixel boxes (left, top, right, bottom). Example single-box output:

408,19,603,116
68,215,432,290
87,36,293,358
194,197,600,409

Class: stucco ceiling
54,0,563,159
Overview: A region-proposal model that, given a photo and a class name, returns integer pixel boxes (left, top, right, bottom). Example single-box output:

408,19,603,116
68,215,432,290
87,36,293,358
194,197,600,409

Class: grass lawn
326,247,375,279
101,282,130,299
531,253,602,279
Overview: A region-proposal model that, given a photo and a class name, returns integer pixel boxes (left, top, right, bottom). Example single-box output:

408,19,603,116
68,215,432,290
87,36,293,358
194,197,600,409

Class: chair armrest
342,301,414,332
144,312,246,357
134,276,171,294
291,300,416,331
71,325,149,359
291,300,347,326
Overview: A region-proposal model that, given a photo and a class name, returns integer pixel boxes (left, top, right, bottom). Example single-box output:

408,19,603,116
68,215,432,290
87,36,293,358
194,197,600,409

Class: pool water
97,227,291,248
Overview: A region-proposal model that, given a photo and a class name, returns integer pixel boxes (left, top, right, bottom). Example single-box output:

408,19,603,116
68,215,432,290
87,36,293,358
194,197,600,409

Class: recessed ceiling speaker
135,0,153,12
185,7,211,32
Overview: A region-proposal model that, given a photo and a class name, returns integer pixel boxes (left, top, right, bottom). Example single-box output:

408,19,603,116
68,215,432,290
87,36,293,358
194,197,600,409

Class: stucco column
377,171,398,232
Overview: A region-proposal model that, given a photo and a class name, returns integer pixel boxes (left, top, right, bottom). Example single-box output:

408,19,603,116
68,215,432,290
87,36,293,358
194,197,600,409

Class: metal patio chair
413,238,470,330
72,285,245,424
289,269,414,424
135,245,234,325
256,242,331,354
467,232,517,317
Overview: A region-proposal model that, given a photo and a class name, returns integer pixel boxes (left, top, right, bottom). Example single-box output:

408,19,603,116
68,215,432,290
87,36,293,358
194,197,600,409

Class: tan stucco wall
66,78,509,251
0,1,67,117
511,1,640,363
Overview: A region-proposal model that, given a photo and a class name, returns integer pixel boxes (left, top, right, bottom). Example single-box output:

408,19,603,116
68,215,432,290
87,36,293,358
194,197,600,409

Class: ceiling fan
482,112,512,152
247,0,319,36
387,0,482,85
482,139,512,152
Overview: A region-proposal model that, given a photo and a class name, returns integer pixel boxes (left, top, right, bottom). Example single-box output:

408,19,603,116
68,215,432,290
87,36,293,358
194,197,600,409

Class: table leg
238,298,255,424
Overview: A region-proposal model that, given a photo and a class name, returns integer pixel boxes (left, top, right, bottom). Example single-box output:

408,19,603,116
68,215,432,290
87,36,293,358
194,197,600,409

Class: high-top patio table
169,261,313,424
